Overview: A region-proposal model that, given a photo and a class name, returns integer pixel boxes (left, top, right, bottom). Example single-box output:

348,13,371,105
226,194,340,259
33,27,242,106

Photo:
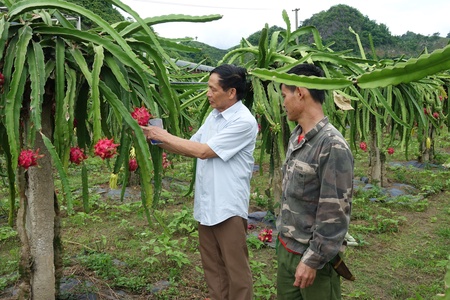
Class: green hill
172,40,228,67
299,4,449,58
174,4,449,65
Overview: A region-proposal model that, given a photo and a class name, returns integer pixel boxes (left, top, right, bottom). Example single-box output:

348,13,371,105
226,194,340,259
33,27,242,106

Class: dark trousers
277,243,341,300
198,216,253,300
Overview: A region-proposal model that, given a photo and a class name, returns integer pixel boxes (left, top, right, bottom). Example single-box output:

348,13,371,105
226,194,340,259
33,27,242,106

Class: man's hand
139,125,216,159
293,261,317,289
140,125,167,142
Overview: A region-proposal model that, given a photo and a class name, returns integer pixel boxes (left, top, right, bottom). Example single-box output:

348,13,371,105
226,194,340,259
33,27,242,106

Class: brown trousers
198,216,253,300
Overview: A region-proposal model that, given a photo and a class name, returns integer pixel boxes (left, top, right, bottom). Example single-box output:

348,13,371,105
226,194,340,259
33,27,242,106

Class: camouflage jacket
276,117,354,269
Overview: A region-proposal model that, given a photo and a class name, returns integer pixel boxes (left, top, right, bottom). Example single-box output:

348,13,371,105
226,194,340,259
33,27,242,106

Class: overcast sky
119,0,450,50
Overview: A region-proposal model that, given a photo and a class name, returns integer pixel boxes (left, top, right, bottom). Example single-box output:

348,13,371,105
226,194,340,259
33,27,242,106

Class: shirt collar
307,116,329,138
212,101,242,120
295,116,329,140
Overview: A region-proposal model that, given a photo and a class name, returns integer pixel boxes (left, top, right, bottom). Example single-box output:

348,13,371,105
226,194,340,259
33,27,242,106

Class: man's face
281,84,301,122
206,73,235,112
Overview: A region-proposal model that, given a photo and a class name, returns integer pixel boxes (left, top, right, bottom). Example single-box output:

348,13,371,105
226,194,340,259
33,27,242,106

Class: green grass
1,137,450,299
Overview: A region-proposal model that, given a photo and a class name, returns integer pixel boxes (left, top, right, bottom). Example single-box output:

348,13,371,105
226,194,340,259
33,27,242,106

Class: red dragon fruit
94,138,119,160
70,147,88,165
258,228,273,243
18,149,44,169
129,158,138,172
131,106,152,126
359,141,367,152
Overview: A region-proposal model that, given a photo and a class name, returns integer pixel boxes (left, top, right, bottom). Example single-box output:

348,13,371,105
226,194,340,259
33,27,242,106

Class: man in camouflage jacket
276,63,354,300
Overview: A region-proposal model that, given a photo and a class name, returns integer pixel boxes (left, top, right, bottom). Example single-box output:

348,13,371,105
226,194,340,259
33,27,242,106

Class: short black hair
285,63,326,104
210,64,247,100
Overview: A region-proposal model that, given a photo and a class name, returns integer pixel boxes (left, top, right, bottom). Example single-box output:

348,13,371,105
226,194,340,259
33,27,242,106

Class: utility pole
292,8,300,44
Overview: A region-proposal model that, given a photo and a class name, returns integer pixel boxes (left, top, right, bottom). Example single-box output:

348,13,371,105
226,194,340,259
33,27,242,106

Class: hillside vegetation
300,4,449,58
176,4,450,65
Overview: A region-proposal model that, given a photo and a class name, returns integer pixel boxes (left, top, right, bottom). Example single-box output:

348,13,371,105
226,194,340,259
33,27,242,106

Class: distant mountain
299,4,449,58
174,4,449,65
172,40,228,67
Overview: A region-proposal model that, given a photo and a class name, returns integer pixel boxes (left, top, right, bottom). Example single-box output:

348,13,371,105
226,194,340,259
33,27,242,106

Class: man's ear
296,87,304,99
228,87,237,99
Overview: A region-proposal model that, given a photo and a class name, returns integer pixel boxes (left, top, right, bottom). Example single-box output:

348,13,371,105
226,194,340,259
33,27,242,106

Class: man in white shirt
141,64,258,300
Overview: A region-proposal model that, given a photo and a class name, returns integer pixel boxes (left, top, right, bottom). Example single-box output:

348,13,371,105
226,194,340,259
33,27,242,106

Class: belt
278,235,355,281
